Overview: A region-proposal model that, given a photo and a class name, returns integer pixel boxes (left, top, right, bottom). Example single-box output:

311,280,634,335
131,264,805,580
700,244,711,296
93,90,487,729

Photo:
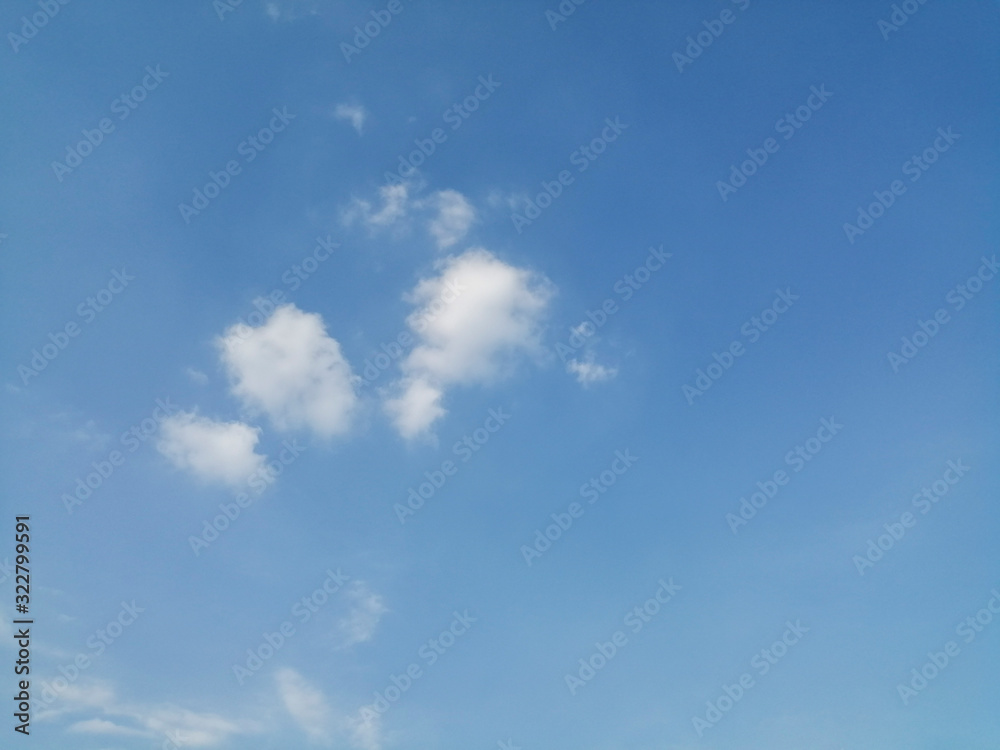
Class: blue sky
1,0,998,748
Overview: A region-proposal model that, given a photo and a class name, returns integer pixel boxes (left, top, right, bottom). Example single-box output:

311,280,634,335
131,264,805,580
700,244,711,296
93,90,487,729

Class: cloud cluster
51,168,625,750
158,186,571,491
344,181,477,251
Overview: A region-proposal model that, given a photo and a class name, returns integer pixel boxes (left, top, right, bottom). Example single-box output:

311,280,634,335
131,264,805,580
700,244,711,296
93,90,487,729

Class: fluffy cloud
218,304,359,438
157,412,267,487
276,669,334,745
386,248,554,438
334,103,368,135
336,582,388,648
426,189,476,249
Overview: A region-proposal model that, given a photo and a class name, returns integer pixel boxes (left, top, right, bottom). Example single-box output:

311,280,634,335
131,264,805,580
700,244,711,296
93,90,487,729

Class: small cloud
487,189,526,211
68,419,112,451
265,0,322,21
334,103,368,135
185,367,209,385
157,411,267,488
424,189,476,250
384,377,445,442
336,582,387,648
342,182,413,235
567,352,618,386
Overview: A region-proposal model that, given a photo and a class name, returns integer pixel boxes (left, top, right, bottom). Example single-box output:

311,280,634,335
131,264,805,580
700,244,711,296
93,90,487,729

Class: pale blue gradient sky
1,1,998,748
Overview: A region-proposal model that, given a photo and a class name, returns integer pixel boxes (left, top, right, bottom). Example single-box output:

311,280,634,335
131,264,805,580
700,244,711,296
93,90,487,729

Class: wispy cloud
276,668,334,745
425,189,476,250
38,680,259,747
334,103,369,135
336,582,388,648
343,182,476,250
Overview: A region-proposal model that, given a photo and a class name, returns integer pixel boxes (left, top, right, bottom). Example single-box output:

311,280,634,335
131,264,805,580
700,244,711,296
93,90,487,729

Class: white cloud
425,189,476,250
276,669,334,745
566,352,618,386
157,411,267,487
218,304,359,438
185,367,209,385
336,582,388,648
334,103,368,135
385,248,554,438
